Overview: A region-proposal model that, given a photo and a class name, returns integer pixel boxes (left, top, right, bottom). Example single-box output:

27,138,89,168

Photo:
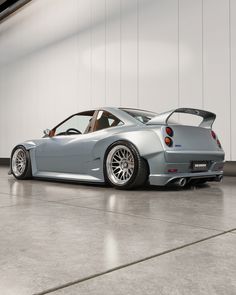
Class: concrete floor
0,166,236,295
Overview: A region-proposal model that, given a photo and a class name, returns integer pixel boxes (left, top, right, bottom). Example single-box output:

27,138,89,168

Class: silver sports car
10,107,224,189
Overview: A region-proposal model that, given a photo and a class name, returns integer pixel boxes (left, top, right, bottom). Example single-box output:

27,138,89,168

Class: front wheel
104,141,148,189
11,146,32,180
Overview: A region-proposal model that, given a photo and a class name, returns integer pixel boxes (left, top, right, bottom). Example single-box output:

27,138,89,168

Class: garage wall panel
0,36,79,156
203,0,231,159
179,0,203,109
231,0,236,160
139,0,179,113
120,0,138,107
91,0,106,107
105,0,121,107
0,70,5,157
77,32,92,111
31,38,79,125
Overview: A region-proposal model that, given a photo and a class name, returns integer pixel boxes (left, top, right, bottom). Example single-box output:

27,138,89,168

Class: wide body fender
9,141,37,174
92,128,164,174
11,141,37,153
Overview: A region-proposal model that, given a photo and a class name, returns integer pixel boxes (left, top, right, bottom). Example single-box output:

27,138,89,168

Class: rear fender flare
92,130,163,162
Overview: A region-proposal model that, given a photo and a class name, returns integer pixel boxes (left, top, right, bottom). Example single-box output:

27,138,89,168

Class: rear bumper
149,170,224,186
147,151,225,186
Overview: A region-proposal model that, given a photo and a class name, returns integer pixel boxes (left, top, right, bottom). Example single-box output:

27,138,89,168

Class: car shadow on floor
29,178,211,191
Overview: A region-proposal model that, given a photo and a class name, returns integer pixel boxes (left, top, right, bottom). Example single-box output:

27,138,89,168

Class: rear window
121,108,157,123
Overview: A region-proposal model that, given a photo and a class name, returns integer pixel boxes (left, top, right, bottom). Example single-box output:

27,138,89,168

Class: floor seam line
0,191,43,198
33,227,236,295
41,199,227,233
0,195,233,233
0,204,26,209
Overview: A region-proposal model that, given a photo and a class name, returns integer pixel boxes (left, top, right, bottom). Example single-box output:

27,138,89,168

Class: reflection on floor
0,166,235,295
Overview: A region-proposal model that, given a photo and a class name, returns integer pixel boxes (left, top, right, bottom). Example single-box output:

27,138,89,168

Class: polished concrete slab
57,184,236,231
0,166,235,294
53,233,236,295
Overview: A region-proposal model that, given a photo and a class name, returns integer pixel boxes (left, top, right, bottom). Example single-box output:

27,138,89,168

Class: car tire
104,141,148,189
11,145,32,180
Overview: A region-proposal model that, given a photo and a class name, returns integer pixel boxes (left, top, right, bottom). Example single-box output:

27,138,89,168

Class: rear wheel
104,141,148,189
11,146,32,180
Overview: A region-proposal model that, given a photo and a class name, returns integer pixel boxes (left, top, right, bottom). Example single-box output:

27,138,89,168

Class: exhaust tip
216,175,223,182
176,177,187,187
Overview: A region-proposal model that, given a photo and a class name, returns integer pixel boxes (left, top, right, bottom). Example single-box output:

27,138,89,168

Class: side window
93,111,122,132
55,113,94,136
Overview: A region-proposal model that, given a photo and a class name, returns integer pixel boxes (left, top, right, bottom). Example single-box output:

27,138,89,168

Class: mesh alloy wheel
106,145,135,186
11,146,32,180
12,148,27,177
104,141,148,189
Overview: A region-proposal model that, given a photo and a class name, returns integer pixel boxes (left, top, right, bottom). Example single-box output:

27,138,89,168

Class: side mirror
43,129,51,137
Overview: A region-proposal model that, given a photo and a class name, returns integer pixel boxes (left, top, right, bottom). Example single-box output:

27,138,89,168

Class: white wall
0,0,234,160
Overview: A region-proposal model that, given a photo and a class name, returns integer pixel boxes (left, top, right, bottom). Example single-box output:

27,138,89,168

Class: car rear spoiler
146,108,216,128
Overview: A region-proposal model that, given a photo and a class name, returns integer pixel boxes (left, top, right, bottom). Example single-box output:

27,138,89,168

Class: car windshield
121,108,157,124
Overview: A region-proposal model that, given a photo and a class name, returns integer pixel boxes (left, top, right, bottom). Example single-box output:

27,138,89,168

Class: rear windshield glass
121,108,157,123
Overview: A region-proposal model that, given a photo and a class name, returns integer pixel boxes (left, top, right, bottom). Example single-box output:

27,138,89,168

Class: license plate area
191,161,209,172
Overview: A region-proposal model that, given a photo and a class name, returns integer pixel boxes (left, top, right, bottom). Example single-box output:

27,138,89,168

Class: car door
35,111,97,174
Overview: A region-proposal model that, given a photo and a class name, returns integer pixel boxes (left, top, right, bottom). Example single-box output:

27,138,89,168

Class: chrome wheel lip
106,145,135,186
12,148,27,177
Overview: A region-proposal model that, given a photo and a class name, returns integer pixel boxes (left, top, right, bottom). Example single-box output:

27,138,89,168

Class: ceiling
0,0,30,21
0,0,18,12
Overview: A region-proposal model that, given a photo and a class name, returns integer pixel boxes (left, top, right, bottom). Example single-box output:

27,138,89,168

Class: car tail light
211,130,222,149
168,168,178,173
166,127,173,137
165,137,173,147
211,130,216,140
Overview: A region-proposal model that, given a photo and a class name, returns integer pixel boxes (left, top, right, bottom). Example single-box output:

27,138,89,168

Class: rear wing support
146,108,216,128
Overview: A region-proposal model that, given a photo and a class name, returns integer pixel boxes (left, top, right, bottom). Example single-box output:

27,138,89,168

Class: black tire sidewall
11,145,32,180
104,141,141,189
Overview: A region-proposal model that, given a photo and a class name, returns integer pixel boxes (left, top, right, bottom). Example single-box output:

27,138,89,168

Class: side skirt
34,171,104,183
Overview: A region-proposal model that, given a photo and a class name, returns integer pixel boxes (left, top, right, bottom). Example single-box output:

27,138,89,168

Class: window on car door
54,111,95,136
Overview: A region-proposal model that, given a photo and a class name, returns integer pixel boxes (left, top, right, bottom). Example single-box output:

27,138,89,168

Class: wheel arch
102,139,149,189
10,142,36,174
103,139,149,172
93,129,162,160
10,144,33,179
91,130,162,184
11,141,36,153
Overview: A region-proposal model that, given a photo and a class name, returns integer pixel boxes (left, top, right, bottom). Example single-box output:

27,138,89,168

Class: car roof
58,107,145,128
